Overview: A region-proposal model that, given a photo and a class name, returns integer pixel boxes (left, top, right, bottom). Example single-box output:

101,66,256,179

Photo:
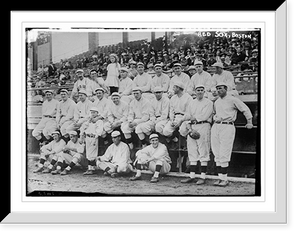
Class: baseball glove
189,130,201,140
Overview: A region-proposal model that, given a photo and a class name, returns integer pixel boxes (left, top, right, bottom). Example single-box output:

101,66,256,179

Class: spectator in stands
48,61,57,77
106,53,121,94
230,45,246,65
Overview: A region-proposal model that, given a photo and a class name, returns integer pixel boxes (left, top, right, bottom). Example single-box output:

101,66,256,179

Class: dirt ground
27,158,256,196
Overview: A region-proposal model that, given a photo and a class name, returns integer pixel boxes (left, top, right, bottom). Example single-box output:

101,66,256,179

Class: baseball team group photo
26,29,260,196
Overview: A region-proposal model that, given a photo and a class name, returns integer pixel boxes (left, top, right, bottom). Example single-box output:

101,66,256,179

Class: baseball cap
212,62,224,68
68,131,78,136
173,80,185,90
111,131,121,138
78,89,87,96
149,133,159,140
90,107,99,113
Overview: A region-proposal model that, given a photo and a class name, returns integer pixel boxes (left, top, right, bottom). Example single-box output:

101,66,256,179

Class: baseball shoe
150,177,159,183
60,169,70,175
42,167,52,173
180,177,196,183
103,171,110,176
33,167,44,173
110,172,119,178
83,170,94,175
129,176,142,181
213,179,222,186
51,169,61,175
218,180,229,187
196,178,206,185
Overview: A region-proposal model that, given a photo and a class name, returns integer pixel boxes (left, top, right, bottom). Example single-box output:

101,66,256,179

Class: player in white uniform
211,82,253,186
211,62,238,96
163,81,193,143
168,63,192,98
150,63,170,94
56,89,76,143
133,62,155,102
33,130,66,173
179,85,214,184
129,133,172,183
151,86,170,136
71,69,93,101
66,89,93,135
118,67,134,105
103,92,129,136
96,131,133,177
51,130,86,175
32,90,59,146
80,107,104,175
121,87,153,149
190,61,212,98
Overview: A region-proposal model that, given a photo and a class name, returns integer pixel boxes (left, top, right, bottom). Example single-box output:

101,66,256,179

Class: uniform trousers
97,161,133,174
162,114,184,137
211,123,236,165
32,117,57,139
121,120,154,135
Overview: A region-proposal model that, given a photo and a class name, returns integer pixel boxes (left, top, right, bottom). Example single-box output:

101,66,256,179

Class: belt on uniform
86,134,96,138
155,115,161,118
43,115,55,118
190,120,209,125
215,121,234,125
175,113,184,116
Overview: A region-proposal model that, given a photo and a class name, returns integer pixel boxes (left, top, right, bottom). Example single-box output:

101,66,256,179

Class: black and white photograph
26,28,260,196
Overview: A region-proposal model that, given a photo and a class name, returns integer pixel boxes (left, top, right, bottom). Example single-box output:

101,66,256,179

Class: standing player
211,82,253,186
179,85,213,184
33,130,66,173
80,107,104,175
129,133,172,183
32,90,59,146
56,89,76,143
96,131,133,177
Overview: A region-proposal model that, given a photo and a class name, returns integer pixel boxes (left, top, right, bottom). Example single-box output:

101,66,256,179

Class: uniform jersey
169,93,193,121
151,73,170,92
213,94,253,122
42,99,59,117
137,143,171,163
100,141,131,165
72,77,93,96
119,77,133,96
184,97,214,123
107,100,129,124
190,71,212,91
56,98,76,124
211,70,236,91
151,96,170,122
132,72,152,92
65,139,85,156
92,97,109,119
74,99,93,121
127,97,151,124
42,139,66,154
169,72,192,94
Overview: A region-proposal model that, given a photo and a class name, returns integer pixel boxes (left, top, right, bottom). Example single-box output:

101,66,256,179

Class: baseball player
33,130,66,173
66,89,93,135
89,69,109,101
70,69,93,101
103,92,129,136
190,61,212,98
32,90,59,146
211,62,238,96
163,81,193,143
121,87,153,149
151,86,170,136
96,131,133,177
51,130,86,175
129,133,172,183
179,84,214,184
167,62,193,98
211,82,253,187
133,62,154,102
127,60,138,79
118,67,134,105
56,89,76,143
150,63,170,94
80,107,104,175
92,87,110,142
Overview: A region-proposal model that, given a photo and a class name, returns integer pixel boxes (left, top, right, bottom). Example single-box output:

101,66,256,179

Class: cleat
51,169,61,175
60,169,70,175
196,178,206,185
180,177,196,183
103,171,110,176
213,179,222,186
33,167,44,173
218,180,229,187
150,177,159,183
83,170,94,175
42,167,52,173
129,176,142,181
110,172,119,178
